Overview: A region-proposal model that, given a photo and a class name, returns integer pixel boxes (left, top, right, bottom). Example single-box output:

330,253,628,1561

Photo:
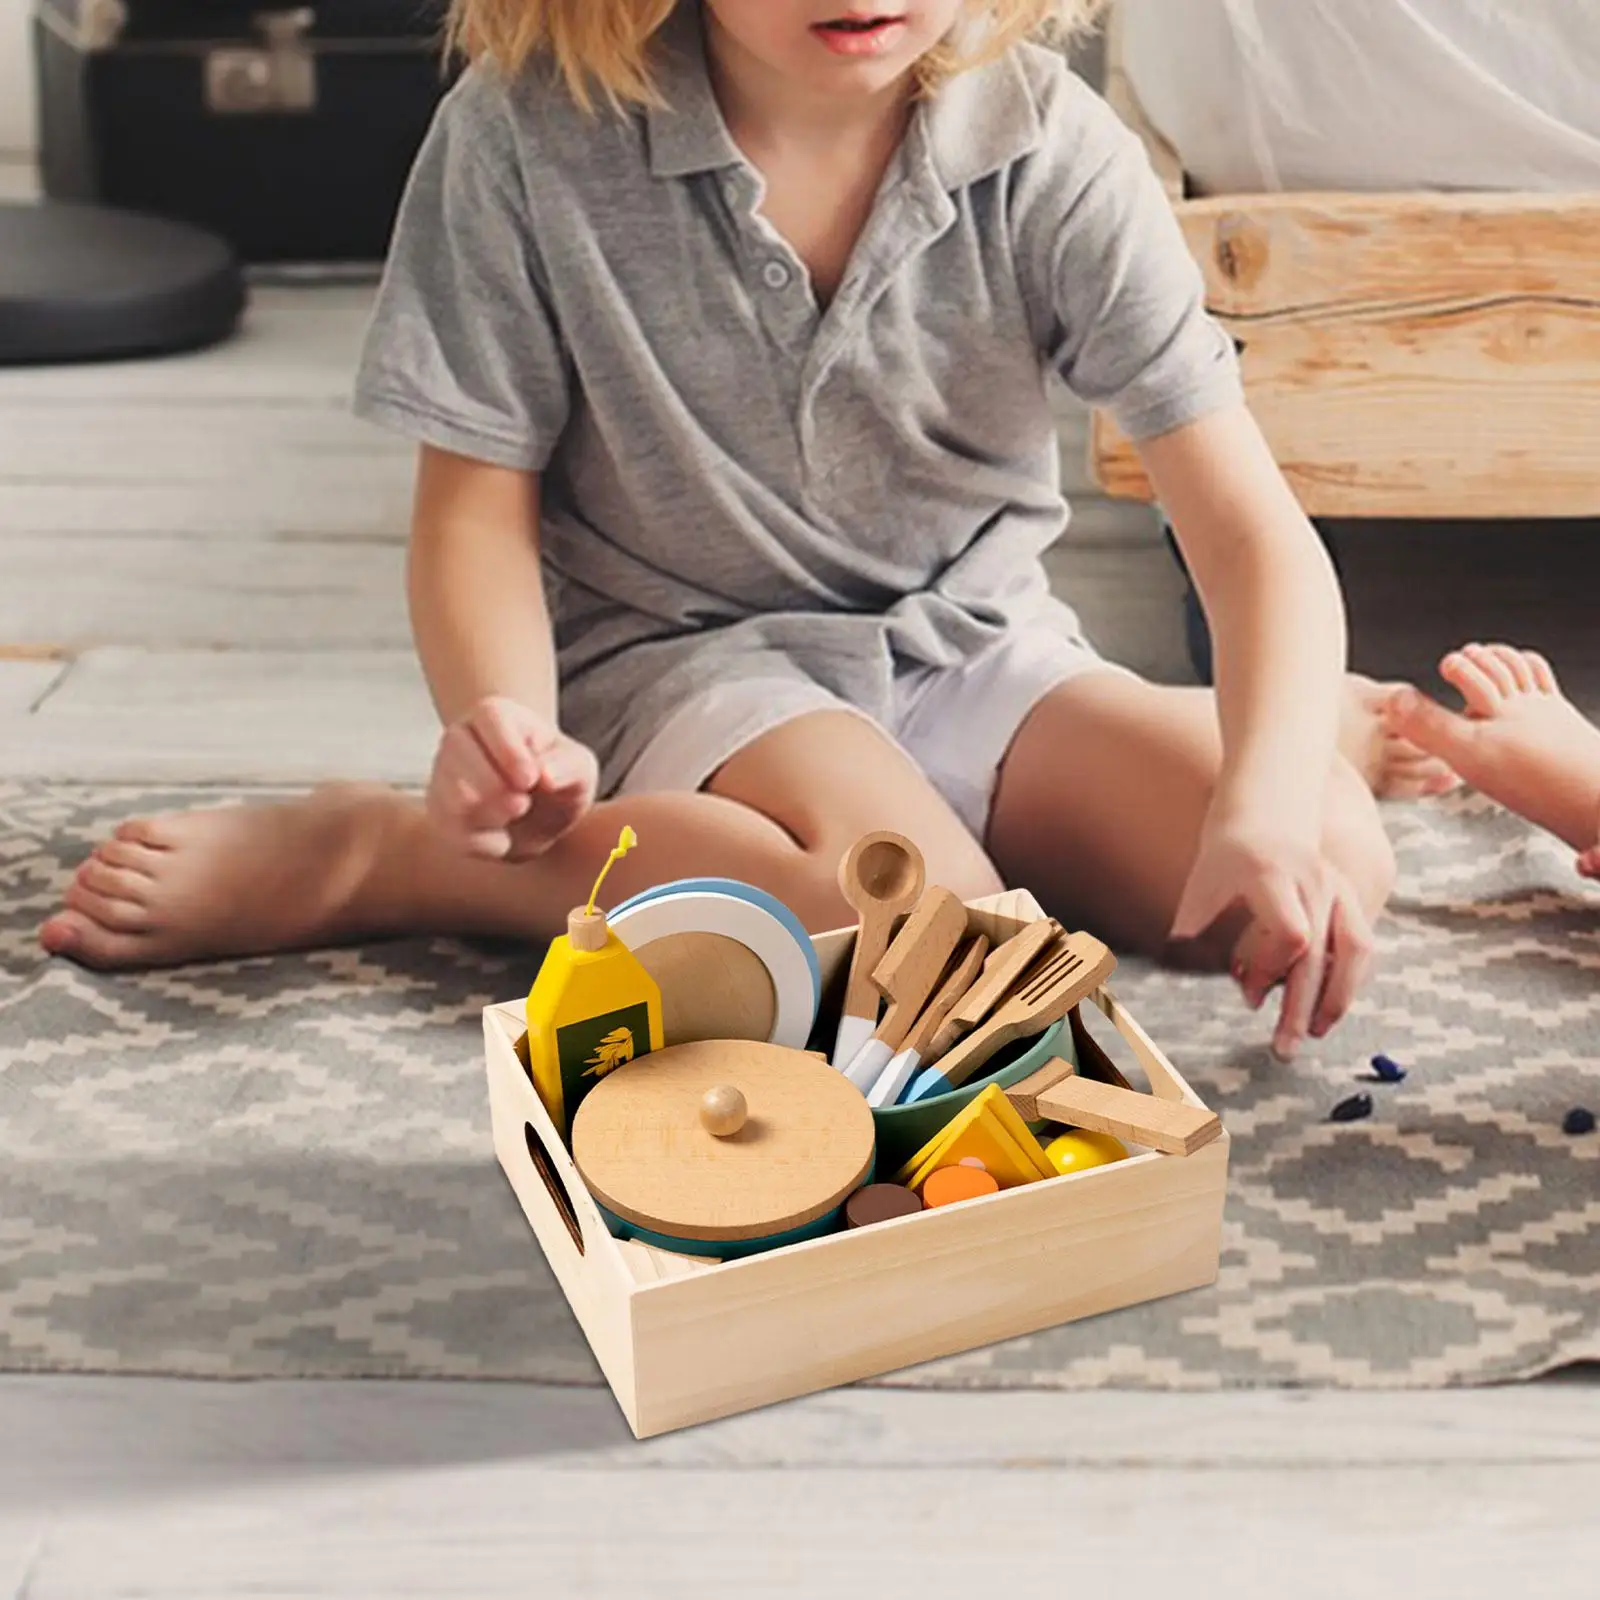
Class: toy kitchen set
483,827,1228,1439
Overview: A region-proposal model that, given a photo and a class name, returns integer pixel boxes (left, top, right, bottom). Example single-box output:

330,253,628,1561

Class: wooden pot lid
570,1040,876,1244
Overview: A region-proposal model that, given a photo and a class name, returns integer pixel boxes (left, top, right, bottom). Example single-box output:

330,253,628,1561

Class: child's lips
811,15,909,55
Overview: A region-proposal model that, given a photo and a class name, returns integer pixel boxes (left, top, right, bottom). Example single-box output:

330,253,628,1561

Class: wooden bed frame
1091,9,1600,520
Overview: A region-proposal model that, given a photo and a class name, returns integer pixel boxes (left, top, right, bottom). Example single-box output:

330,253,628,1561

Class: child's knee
780,829,1003,933
933,845,1007,908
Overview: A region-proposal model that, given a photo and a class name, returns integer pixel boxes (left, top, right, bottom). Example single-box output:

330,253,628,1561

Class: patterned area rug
2,782,1596,1389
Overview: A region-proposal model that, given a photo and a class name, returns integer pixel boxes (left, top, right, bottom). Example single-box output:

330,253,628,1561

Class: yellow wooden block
900,1096,1046,1192
965,1084,1058,1182
893,1084,1056,1192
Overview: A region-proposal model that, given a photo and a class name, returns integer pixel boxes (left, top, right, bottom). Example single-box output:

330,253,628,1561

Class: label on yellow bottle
559,1001,652,1104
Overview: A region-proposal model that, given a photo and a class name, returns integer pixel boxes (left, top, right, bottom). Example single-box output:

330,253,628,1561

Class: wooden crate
1091,8,1600,520
483,890,1228,1439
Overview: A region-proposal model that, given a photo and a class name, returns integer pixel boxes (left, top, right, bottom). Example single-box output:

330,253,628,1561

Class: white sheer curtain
1118,0,1600,193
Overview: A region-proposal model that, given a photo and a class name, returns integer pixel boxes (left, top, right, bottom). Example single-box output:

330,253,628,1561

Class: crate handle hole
524,1123,585,1257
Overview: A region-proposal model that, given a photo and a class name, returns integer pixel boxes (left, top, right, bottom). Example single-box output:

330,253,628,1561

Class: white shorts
617,627,1127,840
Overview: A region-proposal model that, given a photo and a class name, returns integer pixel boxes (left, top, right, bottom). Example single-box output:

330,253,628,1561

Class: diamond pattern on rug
1,782,1595,1388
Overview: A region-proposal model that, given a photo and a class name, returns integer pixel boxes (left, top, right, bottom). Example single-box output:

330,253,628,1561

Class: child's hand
427,696,597,861
1170,820,1376,1061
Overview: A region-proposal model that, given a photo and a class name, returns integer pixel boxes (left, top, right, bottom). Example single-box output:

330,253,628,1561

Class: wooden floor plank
0,536,409,651
0,480,413,543
0,287,379,406
0,648,435,783
1047,537,1196,685
3,1459,1592,1599
0,397,414,545
0,400,409,487
2,1378,1594,1493
6,1375,1594,1596
0,661,62,715
0,159,39,202
1060,493,1164,547
0,1528,45,1600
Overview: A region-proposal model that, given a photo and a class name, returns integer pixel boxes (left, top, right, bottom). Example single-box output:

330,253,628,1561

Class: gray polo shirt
353,3,1242,793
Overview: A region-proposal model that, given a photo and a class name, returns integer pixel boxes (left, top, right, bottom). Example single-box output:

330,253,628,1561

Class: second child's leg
40,712,1002,971
1384,643,1600,862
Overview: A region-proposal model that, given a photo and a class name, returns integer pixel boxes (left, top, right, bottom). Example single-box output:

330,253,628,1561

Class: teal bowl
594,1161,874,1261
871,1017,1073,1176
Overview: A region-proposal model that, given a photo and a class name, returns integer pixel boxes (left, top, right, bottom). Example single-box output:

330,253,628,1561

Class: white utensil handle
832,1011,875,1073
866,1047,921,1108
843,1036,894,1092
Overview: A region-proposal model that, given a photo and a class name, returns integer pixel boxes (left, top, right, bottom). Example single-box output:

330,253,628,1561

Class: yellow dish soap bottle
525,827,664,1138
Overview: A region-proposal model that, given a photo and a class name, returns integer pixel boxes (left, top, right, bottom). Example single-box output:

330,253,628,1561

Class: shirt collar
645,3,1044,189
917,48,1045,188
645,3,743,179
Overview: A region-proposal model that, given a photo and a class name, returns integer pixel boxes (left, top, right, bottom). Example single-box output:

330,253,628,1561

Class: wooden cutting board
570,1040,876,1244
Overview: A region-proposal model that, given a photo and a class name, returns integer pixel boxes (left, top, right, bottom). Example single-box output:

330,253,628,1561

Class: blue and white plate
608,878,820,1049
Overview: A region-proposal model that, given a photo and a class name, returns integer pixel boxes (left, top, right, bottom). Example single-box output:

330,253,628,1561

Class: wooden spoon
830,832,925,1070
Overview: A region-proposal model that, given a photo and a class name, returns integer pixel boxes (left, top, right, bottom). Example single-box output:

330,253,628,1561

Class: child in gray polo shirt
41,0,1449,1060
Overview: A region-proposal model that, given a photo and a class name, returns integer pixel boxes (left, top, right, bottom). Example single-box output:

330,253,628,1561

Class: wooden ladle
831,831,925,1070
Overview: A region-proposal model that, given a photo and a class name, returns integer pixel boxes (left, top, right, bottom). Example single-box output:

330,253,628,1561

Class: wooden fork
903,930,1116,1103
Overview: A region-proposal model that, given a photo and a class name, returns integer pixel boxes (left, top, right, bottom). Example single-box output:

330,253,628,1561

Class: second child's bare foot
37,784,411,971
1384,643,1600,856
1340,674,1461,800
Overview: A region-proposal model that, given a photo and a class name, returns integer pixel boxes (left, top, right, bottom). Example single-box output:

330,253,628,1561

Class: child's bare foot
1340,674,1461,800
38,784,411,971
1383,643,1600,857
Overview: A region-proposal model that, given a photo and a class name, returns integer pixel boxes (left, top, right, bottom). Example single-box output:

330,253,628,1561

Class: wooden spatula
904,930,1116,1103
922,918,1058,1064
1010,1068,1222,1157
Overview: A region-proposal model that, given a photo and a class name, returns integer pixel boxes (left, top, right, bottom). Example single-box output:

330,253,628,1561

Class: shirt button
761,260,792,290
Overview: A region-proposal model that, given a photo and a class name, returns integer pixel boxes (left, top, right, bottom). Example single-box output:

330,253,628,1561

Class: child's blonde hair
448,1,1108,111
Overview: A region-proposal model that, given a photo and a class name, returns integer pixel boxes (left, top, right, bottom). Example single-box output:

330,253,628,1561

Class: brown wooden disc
571,1040,876,1243
845,1184,923,1229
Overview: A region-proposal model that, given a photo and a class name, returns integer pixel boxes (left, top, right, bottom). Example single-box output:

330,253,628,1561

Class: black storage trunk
33,0,457,263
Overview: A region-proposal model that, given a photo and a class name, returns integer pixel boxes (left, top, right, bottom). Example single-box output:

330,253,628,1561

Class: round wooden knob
700,1084,747,1138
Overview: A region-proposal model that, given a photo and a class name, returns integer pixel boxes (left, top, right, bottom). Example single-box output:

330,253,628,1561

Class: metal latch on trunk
205,9,318,114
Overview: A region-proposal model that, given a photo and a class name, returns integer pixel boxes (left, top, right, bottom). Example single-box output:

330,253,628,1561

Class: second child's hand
1168,814,1376,1060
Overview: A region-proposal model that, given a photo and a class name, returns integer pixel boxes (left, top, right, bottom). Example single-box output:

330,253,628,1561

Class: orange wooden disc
920,1165,1001,1208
